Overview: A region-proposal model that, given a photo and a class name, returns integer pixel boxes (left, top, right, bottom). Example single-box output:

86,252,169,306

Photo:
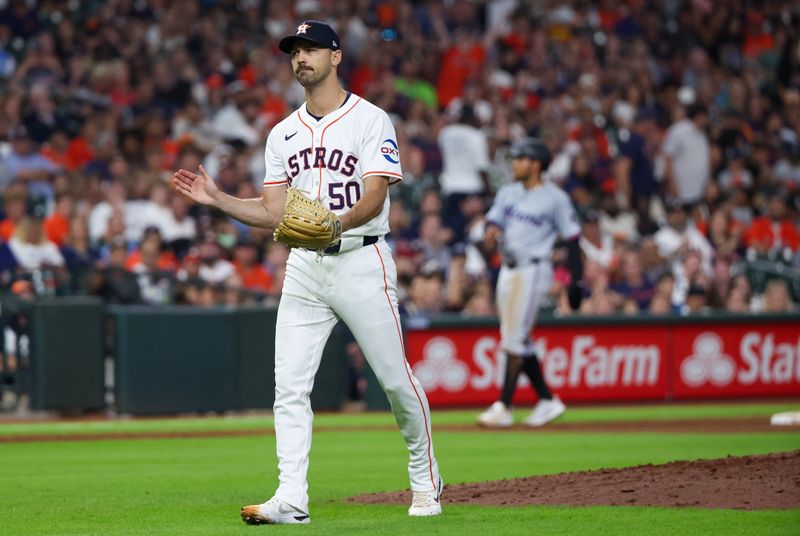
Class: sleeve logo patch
381,139,400,164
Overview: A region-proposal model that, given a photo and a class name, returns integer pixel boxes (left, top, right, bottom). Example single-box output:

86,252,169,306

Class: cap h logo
680,333,736,387
296,22,311,34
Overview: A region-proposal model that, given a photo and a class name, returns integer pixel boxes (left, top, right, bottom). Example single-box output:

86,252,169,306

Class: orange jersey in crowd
234,262,273,293
44,213,70,247
124,249,180,272
744,218,800,251
0,220,16,241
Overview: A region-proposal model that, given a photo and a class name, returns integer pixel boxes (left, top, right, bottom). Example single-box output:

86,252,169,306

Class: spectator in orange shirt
40,129,71,168
44,192,74,247
233,239,272,295
64,121,96,171
123,226,179,272
437,28,486,107
744,194,800,255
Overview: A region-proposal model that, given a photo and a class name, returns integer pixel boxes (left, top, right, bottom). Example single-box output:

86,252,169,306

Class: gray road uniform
486,181,581,355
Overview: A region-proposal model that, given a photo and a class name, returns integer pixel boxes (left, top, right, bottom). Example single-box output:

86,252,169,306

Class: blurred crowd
0,0,799,318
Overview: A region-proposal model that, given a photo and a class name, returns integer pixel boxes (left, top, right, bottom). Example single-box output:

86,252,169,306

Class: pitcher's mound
349,451,800,510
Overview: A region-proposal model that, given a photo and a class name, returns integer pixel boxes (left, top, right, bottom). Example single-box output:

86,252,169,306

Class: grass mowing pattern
2,403,799,535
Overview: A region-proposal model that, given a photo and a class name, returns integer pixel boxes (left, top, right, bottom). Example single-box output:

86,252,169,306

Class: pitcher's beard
295,68,325,88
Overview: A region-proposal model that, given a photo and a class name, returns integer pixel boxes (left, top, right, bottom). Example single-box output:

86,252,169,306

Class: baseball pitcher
174,20,442,524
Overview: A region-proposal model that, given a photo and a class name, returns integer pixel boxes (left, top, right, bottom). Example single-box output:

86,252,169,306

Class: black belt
323,235,380,254
504,257,543,269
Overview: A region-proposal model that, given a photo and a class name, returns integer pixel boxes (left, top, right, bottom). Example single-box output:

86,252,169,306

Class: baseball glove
273,188,342,250
567,282,583,311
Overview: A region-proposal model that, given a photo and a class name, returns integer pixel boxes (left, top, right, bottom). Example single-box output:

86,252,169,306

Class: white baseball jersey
260,92,441,514
263,93,402,237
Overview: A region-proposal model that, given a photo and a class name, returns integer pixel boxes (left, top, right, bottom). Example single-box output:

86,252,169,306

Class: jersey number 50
328,181,362,210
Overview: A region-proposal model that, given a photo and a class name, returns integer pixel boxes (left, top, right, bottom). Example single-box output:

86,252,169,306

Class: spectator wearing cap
129,237,176,305
654,200,714,277
614,109,657,219
598,194,639,244
579,209,615,269
196,238,235,285
0,125,58,189
743,193,800,257
661,103,711,208
681,284,710,315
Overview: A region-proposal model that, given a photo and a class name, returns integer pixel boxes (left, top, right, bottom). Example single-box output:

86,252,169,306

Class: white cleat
523,396,566,427
240,497,310,525
477,401,514,428
408,476,443,517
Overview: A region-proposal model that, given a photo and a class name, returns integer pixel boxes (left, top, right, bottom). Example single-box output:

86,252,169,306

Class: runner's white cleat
409,477,443,516
477,401,514,428
523,396,566,427
240,497,310,525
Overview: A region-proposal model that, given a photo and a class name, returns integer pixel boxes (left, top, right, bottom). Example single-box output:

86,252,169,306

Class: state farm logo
412,337,469,392
680,333,736,387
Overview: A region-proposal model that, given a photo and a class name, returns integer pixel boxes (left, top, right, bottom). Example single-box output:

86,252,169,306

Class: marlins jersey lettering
486,181,580,262
264,93,402,237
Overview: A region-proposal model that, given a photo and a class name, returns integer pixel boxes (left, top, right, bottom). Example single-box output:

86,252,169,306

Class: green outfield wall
7,299,799,414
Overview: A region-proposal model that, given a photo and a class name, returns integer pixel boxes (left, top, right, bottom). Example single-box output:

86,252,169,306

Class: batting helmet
508,138,552,170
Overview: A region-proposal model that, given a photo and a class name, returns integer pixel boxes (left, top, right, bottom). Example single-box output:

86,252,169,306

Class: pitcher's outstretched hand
173,165,219,206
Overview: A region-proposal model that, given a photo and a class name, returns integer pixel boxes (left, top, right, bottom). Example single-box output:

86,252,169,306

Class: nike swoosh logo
433,495,439,503
285,132,298,141
293,515,309,521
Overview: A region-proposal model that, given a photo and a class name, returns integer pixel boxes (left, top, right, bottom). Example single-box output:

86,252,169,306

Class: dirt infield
350,450,800,510
0,416,797,443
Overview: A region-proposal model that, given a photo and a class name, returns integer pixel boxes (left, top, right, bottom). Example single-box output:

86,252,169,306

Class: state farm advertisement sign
673,325,800,399
405,326,670,406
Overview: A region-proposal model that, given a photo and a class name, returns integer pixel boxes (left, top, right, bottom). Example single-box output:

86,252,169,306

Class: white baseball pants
496,261,553,356
271,239,440,513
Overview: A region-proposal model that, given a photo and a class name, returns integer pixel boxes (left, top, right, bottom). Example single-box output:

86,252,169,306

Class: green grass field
2,402,799,535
